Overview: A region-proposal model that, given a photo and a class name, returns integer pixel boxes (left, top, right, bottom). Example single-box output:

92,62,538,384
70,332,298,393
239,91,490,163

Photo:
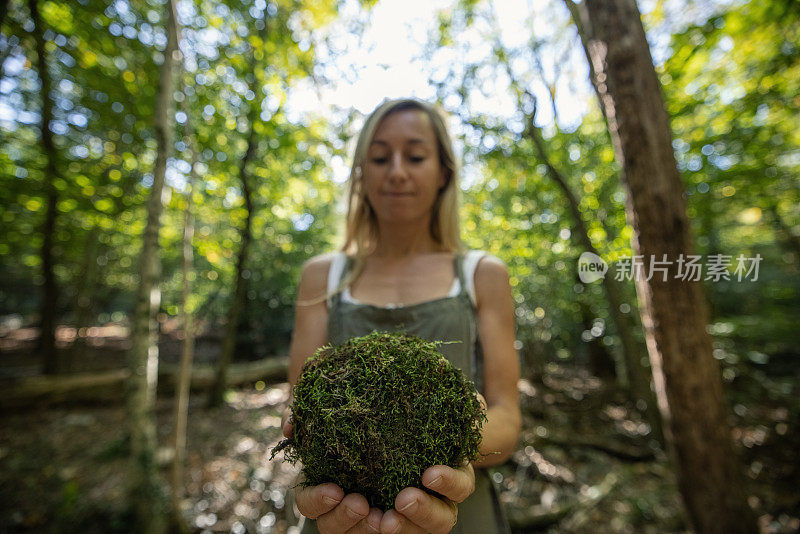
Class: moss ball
272,331,486,510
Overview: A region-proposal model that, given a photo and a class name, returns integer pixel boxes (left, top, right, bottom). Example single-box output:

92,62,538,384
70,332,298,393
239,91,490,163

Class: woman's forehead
371,109,437,145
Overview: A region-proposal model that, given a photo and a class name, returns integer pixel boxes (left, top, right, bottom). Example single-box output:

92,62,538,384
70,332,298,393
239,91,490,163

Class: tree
566,0,756,531
169,82,198,530
206,8,265,408
125,0,179,530
27,0,59,374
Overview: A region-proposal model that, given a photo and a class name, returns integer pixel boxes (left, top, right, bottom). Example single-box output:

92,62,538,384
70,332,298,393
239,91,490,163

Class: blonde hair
338,98,464,293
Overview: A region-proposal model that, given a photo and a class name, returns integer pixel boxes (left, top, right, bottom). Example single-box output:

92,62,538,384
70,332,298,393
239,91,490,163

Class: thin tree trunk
493,42,654,409
491,21,660,435
125,0,179,531
577,282,615,381
69,228,102,369
563,0,613,133
208,127,255,407
170,84,198,531
523,111,663,445
572,1,755,531
208,17,268,408
28,0,59,375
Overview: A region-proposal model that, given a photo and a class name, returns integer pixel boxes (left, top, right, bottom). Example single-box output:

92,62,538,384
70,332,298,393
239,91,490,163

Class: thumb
476,392,487,412
281,409,294,439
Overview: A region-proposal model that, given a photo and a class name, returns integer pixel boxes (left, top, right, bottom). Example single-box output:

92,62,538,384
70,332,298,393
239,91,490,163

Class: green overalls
299,253,511,534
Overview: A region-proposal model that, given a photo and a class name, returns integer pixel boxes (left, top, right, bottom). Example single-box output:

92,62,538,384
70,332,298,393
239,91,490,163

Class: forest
0,0,798,532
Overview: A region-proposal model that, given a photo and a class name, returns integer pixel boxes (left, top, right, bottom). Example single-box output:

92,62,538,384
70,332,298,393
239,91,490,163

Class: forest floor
0,323,798,533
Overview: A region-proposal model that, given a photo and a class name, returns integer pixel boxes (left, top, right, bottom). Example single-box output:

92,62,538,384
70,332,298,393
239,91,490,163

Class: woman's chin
375,211,431,226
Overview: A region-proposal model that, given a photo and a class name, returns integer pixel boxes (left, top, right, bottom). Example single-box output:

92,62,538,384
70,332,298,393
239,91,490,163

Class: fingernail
322,496,340,506
398,499,417,513
428,476,442,489
367,520,380,532
346,506,363,520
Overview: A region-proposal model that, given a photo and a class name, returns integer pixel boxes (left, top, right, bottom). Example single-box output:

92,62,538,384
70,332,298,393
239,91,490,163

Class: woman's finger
421,463,475,503
316,493,370,534
379,508,428,534
345,507,383,534
392,487,458,534
295,481,344,520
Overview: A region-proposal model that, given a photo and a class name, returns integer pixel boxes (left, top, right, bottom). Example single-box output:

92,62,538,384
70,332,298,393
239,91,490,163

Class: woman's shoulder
302,252,340,272
473,253,509,281
298,252,341,297
472,253,510,307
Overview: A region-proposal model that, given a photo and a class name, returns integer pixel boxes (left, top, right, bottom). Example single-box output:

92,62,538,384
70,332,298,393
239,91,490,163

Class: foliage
272,332,486,510
0,0,348,358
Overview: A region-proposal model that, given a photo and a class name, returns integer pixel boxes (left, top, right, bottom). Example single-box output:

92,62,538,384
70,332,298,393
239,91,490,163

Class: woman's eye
409,156,425,163
370,157,388,164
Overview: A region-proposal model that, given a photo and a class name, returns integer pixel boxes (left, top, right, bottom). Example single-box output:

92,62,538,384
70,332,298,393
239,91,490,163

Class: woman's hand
295,476,384,534
282,409,477,534
380,462,475,534
284,411,384,533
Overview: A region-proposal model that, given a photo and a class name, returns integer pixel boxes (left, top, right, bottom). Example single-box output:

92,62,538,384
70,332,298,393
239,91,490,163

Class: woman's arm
287,254,332,386
472,255,522,468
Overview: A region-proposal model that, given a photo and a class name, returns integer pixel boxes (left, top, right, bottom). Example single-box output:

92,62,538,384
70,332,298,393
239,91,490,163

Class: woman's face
362,109,446,227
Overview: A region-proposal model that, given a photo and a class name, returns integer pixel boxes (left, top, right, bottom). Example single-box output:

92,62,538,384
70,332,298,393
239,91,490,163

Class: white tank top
326,250,488,309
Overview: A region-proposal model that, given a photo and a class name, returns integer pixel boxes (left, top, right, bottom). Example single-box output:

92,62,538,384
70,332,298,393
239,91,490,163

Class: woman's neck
371,223,443,260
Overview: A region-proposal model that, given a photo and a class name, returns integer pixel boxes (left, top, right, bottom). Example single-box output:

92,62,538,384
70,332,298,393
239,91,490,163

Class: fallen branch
0,357,289,409
508,472,619,531
533,431,656,462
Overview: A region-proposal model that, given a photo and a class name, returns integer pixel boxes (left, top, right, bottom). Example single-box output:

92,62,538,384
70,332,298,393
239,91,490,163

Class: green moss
272,331,486,510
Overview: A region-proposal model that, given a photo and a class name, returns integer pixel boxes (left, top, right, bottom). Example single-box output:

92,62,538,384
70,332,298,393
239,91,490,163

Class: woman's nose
387,153,407,181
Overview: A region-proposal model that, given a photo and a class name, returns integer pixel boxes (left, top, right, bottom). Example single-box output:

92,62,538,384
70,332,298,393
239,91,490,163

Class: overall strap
461,250,487,307
453,253,468,296
326,252,348,308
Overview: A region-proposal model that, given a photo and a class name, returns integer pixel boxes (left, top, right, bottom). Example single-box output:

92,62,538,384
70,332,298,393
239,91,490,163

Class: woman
282,98,521,534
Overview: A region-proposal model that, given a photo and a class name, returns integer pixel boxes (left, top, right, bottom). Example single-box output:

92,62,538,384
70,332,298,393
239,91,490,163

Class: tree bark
125,0,179,531
170,82,198,531
28,0,59,375
571,1,756,531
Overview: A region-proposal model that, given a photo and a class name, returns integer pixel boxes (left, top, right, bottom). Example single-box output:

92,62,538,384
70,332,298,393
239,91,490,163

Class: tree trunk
28,0,59,375
524,112,663,446
571,1,756,531
69,228,102,369
208,18,267,407
125,0,179,531
207,130,255,408
170,83,198,531
578,295,615,381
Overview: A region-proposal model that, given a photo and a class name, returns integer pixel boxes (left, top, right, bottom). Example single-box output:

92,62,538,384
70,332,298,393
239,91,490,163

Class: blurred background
0,0,798,532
